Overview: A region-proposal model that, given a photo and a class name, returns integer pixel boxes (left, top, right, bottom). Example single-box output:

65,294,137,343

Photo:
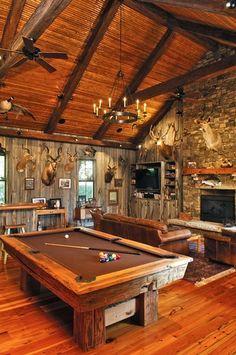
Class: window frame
0,151,7,204
78,159,95,203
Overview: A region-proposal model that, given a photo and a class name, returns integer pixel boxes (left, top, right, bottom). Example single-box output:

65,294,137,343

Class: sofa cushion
136,218,168,233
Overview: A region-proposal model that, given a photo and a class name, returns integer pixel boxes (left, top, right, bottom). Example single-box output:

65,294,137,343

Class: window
0,152,6,203
78,159,95,202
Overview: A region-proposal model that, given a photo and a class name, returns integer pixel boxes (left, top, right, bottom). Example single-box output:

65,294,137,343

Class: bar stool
1,223,26,264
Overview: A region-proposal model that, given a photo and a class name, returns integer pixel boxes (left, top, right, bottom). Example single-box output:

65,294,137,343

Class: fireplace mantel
183,168,236,175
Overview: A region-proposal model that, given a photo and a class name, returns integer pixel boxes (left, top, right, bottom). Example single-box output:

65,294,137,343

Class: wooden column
136,284,158,326
20,269,41,295
73,307,105,351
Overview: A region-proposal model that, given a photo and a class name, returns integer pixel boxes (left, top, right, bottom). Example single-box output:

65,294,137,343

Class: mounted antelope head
194,117,222,151
16,146,36,173
105,161,117,183
64,149,78,174
41,144,62,186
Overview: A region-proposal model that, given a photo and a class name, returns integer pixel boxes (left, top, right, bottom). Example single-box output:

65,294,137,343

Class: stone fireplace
200,190,235,224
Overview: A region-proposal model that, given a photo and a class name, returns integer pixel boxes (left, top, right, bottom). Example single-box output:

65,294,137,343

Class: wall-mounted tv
135,165,161,193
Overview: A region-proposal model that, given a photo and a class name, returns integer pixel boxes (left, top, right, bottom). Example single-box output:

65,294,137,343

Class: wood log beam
44,0,120,134
124,0,218,50
174,19,236,47
132,53,236,102
0,0,73,79
133,99,174,144
0,126,136,150
0,0,26,49
136,0,236,18
93,29,174,140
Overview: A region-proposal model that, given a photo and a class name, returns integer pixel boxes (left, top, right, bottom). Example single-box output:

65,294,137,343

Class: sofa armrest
160,229,191,243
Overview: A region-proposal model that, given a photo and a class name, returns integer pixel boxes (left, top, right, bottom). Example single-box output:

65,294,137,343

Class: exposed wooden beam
124,0,218,50
132,53,236,102
0,0,26,49
174,19,236,47
0,126,136,150
44,0,121,134
133,99,174,144
137,0,236,18
0,0,72,79
93,28,174,140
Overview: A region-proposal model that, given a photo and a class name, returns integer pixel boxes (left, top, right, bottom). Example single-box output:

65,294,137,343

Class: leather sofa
90,210,191,255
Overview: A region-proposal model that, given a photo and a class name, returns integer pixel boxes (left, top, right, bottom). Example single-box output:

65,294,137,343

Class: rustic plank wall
0,136,136,228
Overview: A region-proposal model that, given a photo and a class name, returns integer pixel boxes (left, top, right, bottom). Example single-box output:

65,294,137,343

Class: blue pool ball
65,234,69,239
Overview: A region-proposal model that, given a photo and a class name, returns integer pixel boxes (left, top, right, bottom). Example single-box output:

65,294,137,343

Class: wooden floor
0,258,236,355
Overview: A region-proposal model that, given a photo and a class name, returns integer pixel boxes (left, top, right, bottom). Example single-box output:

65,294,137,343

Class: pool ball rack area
0,227,192,351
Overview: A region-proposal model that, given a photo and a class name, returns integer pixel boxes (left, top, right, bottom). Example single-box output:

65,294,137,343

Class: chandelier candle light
93,2,147,124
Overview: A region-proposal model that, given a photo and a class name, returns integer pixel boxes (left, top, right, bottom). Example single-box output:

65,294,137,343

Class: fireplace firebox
200,192,235,224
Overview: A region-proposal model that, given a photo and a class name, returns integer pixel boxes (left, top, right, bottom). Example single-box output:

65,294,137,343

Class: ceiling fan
170,87,199,115
0,37,68,73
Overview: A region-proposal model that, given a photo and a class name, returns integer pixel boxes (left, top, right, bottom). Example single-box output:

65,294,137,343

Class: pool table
0,227,192,351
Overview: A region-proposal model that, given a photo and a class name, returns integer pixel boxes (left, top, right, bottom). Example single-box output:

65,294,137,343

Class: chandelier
93,2,147,124
226,0,236,8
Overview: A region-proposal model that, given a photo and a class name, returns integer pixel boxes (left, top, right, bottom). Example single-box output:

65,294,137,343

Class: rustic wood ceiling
0,0,235,149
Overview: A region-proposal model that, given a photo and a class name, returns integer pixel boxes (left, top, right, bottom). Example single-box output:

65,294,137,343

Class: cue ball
65,234,69,238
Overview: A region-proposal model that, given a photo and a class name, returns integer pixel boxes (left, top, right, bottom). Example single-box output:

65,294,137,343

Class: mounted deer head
16,146,36,173
41,144,62,186
194,117,222,151
149,123,179,160
105,161,117,183
64,149,78,174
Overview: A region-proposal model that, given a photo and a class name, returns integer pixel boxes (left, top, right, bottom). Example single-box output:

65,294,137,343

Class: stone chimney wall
182,46,236,218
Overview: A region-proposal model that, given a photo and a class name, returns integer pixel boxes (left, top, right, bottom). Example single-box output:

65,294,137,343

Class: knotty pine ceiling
0,0,235,149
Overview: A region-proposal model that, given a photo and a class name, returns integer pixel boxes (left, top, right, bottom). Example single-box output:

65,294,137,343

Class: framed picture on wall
48,198,62,209
25,177,35,190
108,189,118,206
59,178,71,189
32,197,47,204
114,178,123,187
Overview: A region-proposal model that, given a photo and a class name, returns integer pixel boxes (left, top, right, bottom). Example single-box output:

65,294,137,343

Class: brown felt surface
16,230,162,280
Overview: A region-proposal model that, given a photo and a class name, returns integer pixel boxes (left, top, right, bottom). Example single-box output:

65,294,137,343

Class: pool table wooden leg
73,307,105,351
20,269,41,295
136,288,158,326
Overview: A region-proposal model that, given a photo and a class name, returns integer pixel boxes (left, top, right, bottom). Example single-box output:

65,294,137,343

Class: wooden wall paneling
3,136,136,227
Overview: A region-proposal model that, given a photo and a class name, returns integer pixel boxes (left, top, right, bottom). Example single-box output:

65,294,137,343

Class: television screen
135,166,161,192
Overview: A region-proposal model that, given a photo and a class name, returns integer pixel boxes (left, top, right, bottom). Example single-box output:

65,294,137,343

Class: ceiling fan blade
11,57,28,68
22,37,35,52
0,47,24,54
35,57,56,73
40,52,68,59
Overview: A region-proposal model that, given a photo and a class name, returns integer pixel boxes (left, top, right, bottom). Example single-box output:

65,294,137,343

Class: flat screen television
135,166,161,193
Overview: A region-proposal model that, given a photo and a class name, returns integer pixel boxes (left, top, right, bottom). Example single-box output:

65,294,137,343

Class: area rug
184,250,235,286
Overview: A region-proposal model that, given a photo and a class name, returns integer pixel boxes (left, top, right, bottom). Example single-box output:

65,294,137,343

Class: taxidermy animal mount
16,146,36,173
0,97,35,120
41,144,62,186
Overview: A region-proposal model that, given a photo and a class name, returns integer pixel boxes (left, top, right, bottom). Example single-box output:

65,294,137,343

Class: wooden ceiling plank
132,53,236,102
133,99,174,143
0,0,73,79
137,0,236,18
44,0,121,134
93,28,174,140
124,0,218,50
0,0,26,49
0,127,136,150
